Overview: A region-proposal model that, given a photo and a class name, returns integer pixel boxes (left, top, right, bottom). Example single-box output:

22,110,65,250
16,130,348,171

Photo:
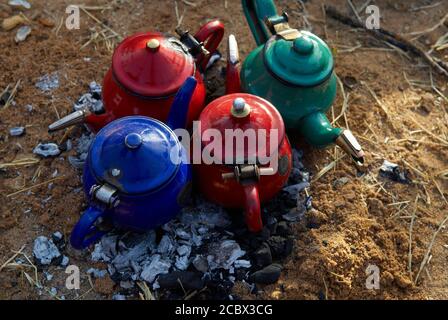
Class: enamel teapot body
70,78,197,249
49,20,224,133
226,0,364,164
195,93,292,232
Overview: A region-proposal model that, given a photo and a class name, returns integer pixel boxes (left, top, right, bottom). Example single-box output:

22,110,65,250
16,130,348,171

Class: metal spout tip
336,130,365,166
48,109,91,133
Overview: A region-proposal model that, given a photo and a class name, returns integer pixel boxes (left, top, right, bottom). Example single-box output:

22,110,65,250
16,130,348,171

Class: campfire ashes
32,83,312,300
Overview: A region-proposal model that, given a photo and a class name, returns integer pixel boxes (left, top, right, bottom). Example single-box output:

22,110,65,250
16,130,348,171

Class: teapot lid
198,93,284,163
112,32,195,97
264,31,333,87
88,116,182,194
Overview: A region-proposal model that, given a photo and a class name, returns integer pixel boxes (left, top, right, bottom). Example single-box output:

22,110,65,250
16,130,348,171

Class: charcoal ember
379,160,411,184
33,236,62,266
282,206,305,222
267,236,293,259
253,243,272,268
89,81,102,99
58,139,72,152
256,227,270,242
51,231,64,247
33,143,60,157
249,264,282,284
275,221,292,236
192,255,208,273
158,271,205,291
0,91,11,106
206,240,246,270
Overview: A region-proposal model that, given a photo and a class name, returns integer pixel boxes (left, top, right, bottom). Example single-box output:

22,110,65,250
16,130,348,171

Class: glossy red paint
195,94,292,232
84,21,224,132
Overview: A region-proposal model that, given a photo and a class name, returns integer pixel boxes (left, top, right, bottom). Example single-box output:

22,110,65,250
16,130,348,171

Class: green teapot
226,0,364,164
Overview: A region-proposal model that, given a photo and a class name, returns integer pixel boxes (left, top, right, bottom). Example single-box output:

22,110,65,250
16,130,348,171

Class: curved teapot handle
243,184,263,233
242,0,280,46
226,35,242,94
194,20,224,71
70,206,107,250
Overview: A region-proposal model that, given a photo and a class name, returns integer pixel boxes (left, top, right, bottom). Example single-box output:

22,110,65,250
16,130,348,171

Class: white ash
68,133,94,169
8,0,31,9
44,272,53,281
33,236,61,265
33,143,60,157
73,82,103,113
113,294,126,300
87,268,107,278
25,104,33,112
206,240,246,270
205,52,222,70
35,73,59,92
9,126,25,136
15,25,31,43
80,147,311,297
60,255,69,267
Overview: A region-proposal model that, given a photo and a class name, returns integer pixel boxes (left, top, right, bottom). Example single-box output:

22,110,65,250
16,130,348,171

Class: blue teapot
70,77,197,249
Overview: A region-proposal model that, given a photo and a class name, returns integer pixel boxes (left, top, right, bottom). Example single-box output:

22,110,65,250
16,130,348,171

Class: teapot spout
226,35,241,94
48,108,91,132
299,112,364,165
167,76,197,130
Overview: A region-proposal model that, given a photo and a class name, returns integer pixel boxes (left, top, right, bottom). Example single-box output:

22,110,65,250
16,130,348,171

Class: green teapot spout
299,112,365,165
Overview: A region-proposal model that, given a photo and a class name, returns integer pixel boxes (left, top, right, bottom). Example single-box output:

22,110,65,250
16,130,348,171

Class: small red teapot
49,20,224,133
195,94,292,232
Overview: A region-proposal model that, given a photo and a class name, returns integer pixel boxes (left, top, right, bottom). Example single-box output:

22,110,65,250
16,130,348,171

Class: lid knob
125,133,143,149
293,36,314,55
231,98,251,118
146,38,160,51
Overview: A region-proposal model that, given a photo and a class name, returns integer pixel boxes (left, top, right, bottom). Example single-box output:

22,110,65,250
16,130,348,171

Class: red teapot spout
225,35,242,94
48,108,92,132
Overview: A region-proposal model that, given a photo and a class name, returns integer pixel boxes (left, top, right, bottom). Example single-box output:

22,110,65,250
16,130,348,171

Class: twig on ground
414,214,448,284
324,5,448,78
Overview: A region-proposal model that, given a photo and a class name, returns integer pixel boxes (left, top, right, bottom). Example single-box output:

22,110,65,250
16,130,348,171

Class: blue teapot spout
167,76,197,130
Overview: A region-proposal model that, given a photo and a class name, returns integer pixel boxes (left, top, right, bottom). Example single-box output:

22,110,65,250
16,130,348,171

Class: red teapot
49,20,224,133
194,93,292,232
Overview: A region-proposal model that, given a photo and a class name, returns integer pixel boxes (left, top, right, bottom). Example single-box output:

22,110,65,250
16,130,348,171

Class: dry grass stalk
2,79,22,110
312,154,346,182
332,76,350,126
410,118,448,146
0,157,40,170
408,196,419,277
414,213,448,284
409,2,442,12
347,0,362,24
407,13,448,38
362,81,389,117
7,175,65,198
137,281,156,300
